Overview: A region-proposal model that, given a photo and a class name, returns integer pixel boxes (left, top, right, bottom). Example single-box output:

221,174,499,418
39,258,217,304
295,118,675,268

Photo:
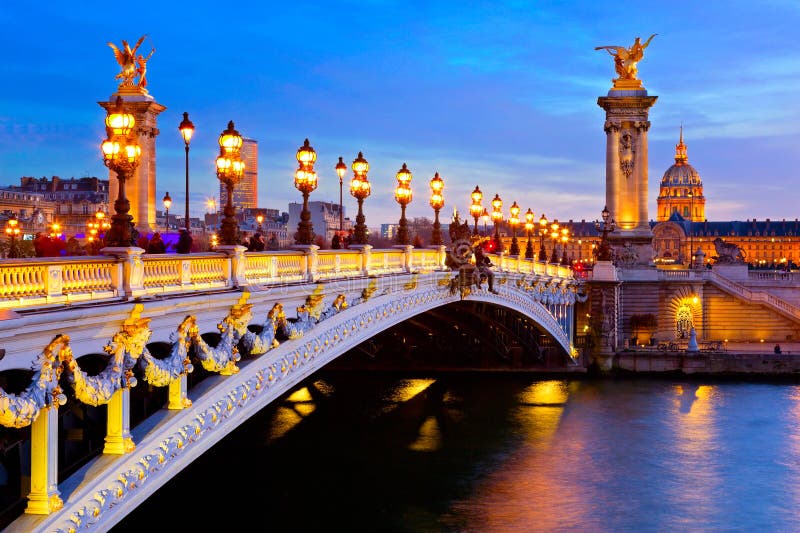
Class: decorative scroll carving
619,129,635,178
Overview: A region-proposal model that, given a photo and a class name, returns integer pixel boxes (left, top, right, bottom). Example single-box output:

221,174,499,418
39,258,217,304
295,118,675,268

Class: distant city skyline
2,2,800,226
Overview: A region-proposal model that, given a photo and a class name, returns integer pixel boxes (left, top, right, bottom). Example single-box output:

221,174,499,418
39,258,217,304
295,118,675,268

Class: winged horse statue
108,35,154,89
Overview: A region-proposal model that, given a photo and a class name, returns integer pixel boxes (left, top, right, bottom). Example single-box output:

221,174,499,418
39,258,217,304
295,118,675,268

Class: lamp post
508,201,520,256
429,172,444,246
349,152,371,245
560,227,570,265
538,213,548,261
336,156,347,235
215,121,245,246
469,186,483,236
524,208,534,259
5,215,20,258
100,96,140,247
162,191,172,234
491,193,504,253
293,138,318,245
550,220,560,263
481,208,490,236
256,214,264,232
394,163,413,245
178,112,195,232
594,205,616,261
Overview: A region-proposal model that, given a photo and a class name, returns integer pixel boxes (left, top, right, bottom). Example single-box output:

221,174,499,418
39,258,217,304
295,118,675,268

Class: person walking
146,232,166,254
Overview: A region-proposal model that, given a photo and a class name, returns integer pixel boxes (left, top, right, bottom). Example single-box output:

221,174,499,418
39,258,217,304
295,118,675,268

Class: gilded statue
595,34,656,81
108,35,155,91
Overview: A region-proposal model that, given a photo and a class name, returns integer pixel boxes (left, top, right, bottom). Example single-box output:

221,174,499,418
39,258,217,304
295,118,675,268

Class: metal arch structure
7,271,584,532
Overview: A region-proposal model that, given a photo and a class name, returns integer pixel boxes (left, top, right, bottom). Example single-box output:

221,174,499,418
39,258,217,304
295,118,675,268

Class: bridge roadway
0,244,581,532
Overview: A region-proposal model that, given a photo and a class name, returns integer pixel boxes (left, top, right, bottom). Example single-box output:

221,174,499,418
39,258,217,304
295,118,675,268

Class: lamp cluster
100,96,140,247
215,121,245,246
394,163,413,245
5,215,20,258
293,139,318,245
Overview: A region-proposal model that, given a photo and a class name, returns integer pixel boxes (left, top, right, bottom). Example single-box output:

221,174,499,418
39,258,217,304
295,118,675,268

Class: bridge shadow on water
112,371,548,532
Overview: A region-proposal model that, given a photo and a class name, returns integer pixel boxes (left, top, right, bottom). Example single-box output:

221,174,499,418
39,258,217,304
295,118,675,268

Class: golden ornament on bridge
595,34,656,89
107,35,155,93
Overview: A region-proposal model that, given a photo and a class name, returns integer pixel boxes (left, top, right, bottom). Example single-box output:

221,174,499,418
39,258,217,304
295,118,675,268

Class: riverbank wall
608,351,800,377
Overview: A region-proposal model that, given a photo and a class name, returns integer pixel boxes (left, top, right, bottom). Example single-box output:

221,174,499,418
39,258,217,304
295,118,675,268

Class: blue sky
1,1,800,227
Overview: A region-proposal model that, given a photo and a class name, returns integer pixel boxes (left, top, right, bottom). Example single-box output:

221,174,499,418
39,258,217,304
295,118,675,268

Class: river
113,373,800,532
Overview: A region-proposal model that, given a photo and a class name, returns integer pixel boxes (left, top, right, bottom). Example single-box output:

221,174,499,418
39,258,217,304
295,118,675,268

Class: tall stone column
100,93,166,235
597,87,657,267
604,121,621,220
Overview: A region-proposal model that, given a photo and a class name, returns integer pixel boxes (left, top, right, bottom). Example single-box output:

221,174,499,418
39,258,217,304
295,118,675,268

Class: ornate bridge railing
0,246,574,310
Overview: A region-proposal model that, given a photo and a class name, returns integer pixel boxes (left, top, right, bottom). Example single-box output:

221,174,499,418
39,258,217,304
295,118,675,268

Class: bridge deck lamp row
470,186,483,236
101,96,141,247
216,121,245,246
350,151,371,245
429,172,444,246
509,201,521,256
394,163,412,245
294,138,318,245
491,193,504,253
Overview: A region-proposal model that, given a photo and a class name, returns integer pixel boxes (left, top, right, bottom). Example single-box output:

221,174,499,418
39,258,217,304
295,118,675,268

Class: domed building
650,129,800,268
656,127,705,223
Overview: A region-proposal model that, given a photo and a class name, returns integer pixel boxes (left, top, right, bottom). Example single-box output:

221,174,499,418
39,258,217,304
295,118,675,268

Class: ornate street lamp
550,220,560,263
524,208,535,259
256,214,264,232
429,172,444,246
178,112,195,232
5,215,20,258
491,193,504,253
100,96,140,247
215,121,245,246
394,163,413,245
162,191,172,234
335,156,347,235
293,138,318,245
508,201,520,256
349,151,371,245
481,208,490,236
594,205,616,261
538,213,548,261
560,226,570,265
469,186,483,236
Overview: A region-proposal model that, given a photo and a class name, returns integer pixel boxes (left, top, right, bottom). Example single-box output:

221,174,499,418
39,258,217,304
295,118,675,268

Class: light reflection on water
114,376,800,533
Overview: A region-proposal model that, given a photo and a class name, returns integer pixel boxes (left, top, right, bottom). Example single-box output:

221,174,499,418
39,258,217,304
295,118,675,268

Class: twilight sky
1,1,799,227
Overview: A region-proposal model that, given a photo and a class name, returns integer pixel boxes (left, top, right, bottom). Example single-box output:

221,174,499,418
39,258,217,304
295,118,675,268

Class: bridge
0,244,581,531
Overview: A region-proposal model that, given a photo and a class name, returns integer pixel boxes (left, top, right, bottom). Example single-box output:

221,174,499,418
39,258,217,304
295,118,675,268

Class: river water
113,373,800,532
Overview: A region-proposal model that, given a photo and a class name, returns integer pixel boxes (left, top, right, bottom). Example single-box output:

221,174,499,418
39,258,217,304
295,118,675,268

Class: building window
683,206,689,217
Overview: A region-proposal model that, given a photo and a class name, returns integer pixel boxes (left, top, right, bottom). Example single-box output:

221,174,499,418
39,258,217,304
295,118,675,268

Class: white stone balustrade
0,247,572,310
